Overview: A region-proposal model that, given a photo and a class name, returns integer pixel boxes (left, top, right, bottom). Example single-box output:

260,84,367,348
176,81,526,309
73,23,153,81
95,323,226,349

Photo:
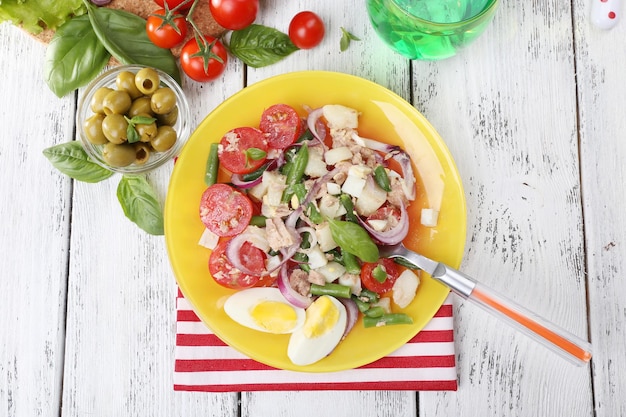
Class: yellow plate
165,71,466,373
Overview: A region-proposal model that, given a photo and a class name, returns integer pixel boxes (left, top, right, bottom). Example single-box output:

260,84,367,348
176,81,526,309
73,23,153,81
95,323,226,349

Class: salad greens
0,0,85,34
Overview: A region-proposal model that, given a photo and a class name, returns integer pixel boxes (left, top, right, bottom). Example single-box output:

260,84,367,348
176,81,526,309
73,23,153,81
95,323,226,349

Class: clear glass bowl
76,65,190,174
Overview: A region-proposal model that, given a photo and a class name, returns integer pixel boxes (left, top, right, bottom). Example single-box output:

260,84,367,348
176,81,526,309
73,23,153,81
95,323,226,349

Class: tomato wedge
208,239,264,289
199,183,253,237
259,104,303,149
218,127,269,174
360,258,400,294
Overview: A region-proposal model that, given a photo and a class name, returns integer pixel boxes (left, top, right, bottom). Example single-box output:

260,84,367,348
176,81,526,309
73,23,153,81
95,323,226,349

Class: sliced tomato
208,240,263,289
218,127,269,174
360,258,400,294
199,183,253,236
259,104,303,149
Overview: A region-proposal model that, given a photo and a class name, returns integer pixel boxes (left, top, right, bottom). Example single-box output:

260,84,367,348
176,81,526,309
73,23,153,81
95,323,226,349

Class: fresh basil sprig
327,218,379,263
44,14,110,98
117,175,164,236
340,27,361,52
125,115,156,144
84,1,181,83
228,24,299,68
42,142,114,183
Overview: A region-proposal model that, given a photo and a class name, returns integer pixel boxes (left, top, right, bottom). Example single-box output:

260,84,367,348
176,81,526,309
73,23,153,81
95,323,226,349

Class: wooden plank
0,24,72,417
242,2,418,417
572,0,626,415
415,1,594,416
60,63,244,416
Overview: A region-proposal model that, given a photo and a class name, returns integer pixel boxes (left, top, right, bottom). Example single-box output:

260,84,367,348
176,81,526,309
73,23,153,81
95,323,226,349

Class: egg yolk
303,296,339,338
250,301,298,333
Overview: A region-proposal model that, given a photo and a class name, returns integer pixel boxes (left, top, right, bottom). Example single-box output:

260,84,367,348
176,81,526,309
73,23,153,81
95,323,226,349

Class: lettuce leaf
0,0,86,34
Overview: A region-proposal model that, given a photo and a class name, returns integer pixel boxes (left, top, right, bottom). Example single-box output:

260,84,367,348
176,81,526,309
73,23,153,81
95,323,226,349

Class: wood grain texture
0,23,72,417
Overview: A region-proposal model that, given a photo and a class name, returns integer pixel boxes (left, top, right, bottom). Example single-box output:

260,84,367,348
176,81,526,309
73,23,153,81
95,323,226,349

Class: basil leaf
44,14,110,97
228,24,298,68
85,2,181,84
130,115,156,125
327,218,379,263
245,147,267,161
116,175,164,235
42,142,114,183
339,27,361,52
127,125,140,144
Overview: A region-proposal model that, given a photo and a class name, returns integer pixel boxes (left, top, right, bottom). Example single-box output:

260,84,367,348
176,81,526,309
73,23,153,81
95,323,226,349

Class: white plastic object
591,0,621,29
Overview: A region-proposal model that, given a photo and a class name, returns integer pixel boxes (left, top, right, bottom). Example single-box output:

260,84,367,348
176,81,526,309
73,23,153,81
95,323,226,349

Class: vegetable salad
198,103,422,366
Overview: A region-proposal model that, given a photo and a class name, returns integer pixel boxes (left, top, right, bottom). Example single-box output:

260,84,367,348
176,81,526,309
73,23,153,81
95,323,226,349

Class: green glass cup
366,0,499,60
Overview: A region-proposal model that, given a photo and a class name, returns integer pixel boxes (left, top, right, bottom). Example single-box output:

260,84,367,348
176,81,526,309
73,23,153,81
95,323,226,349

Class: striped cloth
174,291,457,391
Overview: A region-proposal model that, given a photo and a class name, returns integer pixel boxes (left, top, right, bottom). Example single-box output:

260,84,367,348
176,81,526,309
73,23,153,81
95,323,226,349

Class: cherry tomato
199,183,253,237
360,258,400,294
208,240,264,289
218,127,269,174
288,11,325,49
146,9,188,49
209,0,259,30
180,37,228,82
259,104,303,150
368,204,401,222
154,0,192,10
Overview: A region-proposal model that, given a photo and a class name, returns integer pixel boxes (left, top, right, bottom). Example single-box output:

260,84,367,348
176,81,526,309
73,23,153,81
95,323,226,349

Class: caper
156,105,178,126
135,68,160,95
150,87,177,115
83,114,108,145
116,71,143,99
102,143,136,167
134,113,158,142
90,87,114,114
151,125,177,152
101,113,128,144
133,142,151,165
102,90,132,115
128,96,153,118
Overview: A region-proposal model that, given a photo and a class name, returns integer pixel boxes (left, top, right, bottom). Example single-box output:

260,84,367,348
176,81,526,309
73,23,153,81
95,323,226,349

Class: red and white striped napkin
174,290,457,391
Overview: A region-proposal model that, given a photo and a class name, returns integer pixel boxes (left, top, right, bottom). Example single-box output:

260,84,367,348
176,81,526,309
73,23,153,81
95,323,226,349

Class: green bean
363,313,413,328
282,143,309,203
341,250,361,274
339,193,358,223
204,143,219,186
351,295,370,313
297,129,314,142
241,161,271,182
292,252,310,272
373,165,392,192
358,289,380,304
249,215,267,227
372,264,388,283
364,306,385,318
310,283,352,299
292,183,307,203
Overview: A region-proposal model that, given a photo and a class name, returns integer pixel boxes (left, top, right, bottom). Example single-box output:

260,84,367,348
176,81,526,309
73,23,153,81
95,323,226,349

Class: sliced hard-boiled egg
224,287,306,334
287,295,347,366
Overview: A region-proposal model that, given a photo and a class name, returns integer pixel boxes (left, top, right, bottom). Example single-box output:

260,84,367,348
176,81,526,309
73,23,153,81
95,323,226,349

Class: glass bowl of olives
77,65,190,174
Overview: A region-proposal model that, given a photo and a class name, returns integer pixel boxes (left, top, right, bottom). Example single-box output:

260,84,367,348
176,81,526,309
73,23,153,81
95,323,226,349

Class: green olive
150,87,177,115
151,125,177,152
102,90,132,115
83,114,108,145
133,142,151,165
156,105,178,126
102,143,136,167
135,68,160,95
134,113,158,142
90,87,114,114
116,71,143,99
101,113,128,144
128,96,153,118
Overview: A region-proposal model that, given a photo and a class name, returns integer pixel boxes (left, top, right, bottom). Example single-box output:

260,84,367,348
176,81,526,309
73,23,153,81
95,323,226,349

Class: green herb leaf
327,218,379,262
245,147,267,161
85,2,181,83
126,124,140,144
42,142,114,183
0,0,86,35
228,24,299,68
44,14,110,97
340,27,361,52
130,115,157,125
116,175,164,235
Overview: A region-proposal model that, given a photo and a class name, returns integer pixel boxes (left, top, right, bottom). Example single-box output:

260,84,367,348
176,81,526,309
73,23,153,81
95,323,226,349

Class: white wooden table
1,1,624,416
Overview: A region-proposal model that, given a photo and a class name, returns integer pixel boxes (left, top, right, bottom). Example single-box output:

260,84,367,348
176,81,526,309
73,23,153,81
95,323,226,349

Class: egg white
224,287,306,334
287,295,347,366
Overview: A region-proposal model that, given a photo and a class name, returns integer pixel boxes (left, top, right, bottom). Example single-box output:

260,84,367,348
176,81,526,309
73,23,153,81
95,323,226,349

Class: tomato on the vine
180,36,228,82
154,0,192,10
209,0,259,30
288,11,325,49
146,9,188,49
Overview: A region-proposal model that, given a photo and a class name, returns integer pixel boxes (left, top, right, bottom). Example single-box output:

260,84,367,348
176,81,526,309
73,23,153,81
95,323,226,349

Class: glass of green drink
366,0,499,60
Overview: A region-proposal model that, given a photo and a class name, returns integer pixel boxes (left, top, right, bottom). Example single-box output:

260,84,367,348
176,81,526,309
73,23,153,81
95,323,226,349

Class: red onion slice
338,297,359,339
358,201,409,245
225,232,270,276
277,263,313,309
230,173,263,189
